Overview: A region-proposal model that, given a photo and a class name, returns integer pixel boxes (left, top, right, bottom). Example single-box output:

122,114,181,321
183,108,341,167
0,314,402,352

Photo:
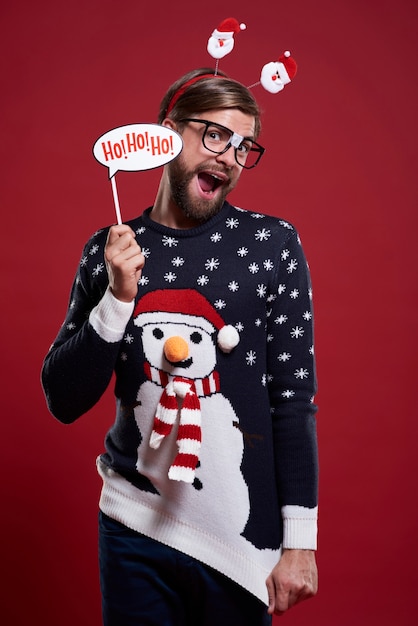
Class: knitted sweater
42,201,318,605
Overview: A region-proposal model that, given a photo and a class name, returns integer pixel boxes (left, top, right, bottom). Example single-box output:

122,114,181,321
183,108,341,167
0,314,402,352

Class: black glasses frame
179,118,265,169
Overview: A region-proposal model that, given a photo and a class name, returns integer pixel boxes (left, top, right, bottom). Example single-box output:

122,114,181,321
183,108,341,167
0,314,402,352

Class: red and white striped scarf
144,363,220,483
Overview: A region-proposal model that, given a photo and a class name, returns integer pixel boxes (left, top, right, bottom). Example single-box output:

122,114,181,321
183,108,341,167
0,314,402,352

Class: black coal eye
190,331,202,344
153,328,164,340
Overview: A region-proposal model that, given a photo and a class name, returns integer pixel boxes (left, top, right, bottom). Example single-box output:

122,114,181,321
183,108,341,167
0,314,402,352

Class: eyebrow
206,120,256,142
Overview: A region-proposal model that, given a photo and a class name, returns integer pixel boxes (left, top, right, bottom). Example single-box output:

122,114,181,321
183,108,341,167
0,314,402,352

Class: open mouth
166,357,193,369
197,171,226,195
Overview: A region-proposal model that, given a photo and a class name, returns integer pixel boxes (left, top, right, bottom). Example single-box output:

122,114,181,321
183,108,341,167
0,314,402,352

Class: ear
162,118,177,130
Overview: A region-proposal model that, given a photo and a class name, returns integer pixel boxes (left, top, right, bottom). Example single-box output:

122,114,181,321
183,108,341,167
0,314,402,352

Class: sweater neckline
140,202,232,238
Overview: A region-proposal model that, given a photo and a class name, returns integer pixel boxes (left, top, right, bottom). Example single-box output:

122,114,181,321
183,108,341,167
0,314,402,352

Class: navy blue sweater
42,202,318,603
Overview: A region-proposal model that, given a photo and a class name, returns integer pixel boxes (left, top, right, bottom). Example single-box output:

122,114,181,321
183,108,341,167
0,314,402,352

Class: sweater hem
97,461,280,605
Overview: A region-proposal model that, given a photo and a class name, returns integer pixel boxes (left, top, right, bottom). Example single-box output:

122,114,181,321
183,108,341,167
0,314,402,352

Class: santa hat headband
133,289,239,353
164,17,297,119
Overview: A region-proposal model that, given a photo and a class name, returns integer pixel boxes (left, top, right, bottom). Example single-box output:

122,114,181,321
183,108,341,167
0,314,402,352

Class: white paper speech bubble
93,123,183,178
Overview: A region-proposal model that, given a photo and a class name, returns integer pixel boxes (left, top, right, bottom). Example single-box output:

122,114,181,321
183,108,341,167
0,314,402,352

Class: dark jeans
98,511,272,626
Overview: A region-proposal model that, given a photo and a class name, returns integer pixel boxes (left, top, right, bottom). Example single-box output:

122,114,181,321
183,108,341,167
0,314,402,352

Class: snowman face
141,321,218,379
260,61,285,94
207,34,235,59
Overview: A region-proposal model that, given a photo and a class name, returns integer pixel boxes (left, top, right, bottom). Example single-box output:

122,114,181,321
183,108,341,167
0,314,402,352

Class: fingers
265,550,318,616
105,225,145,302
105,225,138,260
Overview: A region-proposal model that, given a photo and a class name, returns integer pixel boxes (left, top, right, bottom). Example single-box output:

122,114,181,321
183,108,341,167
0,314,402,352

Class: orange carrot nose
164,336,189,363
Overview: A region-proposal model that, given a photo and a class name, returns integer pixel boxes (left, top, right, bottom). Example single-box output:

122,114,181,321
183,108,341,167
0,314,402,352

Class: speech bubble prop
93,123,183,224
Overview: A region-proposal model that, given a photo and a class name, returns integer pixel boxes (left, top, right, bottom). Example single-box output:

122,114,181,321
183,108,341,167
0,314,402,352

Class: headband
165,74,227,117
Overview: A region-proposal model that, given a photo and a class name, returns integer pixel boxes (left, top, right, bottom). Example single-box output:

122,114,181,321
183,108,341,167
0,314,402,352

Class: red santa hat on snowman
207,17,246,60
133,289,240,353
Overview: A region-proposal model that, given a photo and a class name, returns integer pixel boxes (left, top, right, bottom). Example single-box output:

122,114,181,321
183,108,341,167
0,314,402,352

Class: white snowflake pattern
120,352,128,362
92,263,105,277
80,256,88,267
248,262,259,274
89,244,99,255
282,389,295,398
138,276,149,286
267,334,274,342
214,299,226,309
278,352,291,362
290,289,299,299
142,248,151,258
172,256,184,267
267,294,276,303
255,228,271,241
136,227,146,235
279,220,293,230
164,272,177,283
256,284,267,298
197,275,209,286
246,350,256,365
287,259,298,273
261,374,267,386
251,212,265,219
211,232,222,242
278,284,286,295
205,258,220,271
162,235,178,247
290,326,305,339
70,299,76,309
255,318,262,327
267,373,274,382
237,248,248,258
235,322,244,332
308,288,313,300
281,249,290,261
303,311,312,321
264,259,274,271
275,314,288,325
226,217,239,229
228,281,239,292
294,368,309,379
66,322,76,331
309,345,314,355
124,334,134,344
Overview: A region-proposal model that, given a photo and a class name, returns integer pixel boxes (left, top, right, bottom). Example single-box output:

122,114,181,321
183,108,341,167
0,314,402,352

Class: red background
2,1,417,624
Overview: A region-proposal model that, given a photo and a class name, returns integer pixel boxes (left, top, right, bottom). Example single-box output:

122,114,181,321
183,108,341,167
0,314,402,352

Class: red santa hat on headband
207,17,246,59
133,289,240,353
260,50,297,94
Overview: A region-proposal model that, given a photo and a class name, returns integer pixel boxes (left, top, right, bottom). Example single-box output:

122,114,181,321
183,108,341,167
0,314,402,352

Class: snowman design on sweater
132,288,253,537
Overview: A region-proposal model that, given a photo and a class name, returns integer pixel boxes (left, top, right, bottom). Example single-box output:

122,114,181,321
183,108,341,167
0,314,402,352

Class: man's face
165,109,256,223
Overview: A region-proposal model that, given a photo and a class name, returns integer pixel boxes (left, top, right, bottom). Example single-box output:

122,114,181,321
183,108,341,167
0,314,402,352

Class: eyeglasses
179,118,265,169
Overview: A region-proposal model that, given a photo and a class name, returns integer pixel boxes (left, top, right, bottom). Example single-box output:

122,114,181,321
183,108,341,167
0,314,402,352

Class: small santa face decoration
207,18,246,60
207,32,236,59
260,61,286,94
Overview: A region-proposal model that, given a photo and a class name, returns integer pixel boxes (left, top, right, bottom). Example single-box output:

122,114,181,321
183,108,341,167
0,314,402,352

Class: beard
167,155,236,223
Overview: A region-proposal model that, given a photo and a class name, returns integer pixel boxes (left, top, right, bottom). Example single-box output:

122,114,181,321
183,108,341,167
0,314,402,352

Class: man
42,67,319,625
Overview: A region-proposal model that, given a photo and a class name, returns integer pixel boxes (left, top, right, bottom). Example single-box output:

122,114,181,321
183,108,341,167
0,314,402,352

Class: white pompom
284,50,291,57
217,325,240,353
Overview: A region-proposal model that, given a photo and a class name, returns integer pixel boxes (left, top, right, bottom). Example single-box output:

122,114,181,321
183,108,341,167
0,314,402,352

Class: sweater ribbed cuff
281,505,318,550
89,286,135,343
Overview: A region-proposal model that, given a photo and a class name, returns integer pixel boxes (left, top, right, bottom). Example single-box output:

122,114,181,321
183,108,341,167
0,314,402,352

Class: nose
164,336,189,363
215,144,236,168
